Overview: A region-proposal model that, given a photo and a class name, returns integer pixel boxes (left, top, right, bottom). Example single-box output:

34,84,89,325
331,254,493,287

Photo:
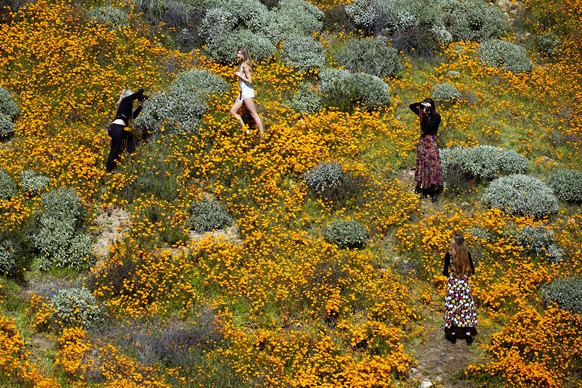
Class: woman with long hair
229,48,265,139
105,88,147,172
409,97,443,202
443,234,478,345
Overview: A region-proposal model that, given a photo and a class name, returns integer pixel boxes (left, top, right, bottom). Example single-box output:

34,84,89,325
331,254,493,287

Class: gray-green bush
20,170,50,194
482,174,559,218
51,288,101,327
289,82,322,114
546,169,582,203
281,36,325,71
0,114,15,140
478,39,533,73
319,69,391,110
333,37,402,78
432,82,462,102
134,69,228,134
442,0,506,42
324,219,368,249
441,145,528,184
304,161,344,193
0,86,20,117
199,0,274,63
136,0,206,51
0,169,17,200
517,225,563,264
541,277,582,315
0,239,17,275
267,0,323,43
87,5,129,29
536,33,561,57
33,188,94,270
189,197,233,233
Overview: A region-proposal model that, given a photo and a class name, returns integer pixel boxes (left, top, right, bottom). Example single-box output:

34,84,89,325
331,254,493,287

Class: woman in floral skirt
443,234,478,345
409,98,443,202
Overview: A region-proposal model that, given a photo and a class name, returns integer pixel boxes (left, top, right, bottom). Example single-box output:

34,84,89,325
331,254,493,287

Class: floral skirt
444,274,477,334
414,135,443,194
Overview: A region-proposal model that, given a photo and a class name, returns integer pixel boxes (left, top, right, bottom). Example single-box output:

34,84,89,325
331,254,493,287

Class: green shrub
546,169,582,203
0,114,15,140
189,197,233,233
478,39,533,73
136,0,206,51
281,36,325,71
33,218,94,270
345,0,452,55
346,0,427,35
289,82,322,114
0,239,17,275
324,219,368,249
205,28,276,64
134,69,228,134
482,174,559,219
517,225,563,264
267,0,323,43
33,188,94,270
333,37,402,78
441,145,528,184
536,33,561,57
319,69,391,110
541,277,582,315
432,82,462,102
0,86,20,117
0,169,17,200
41,187,86,227
51,288,101,327
20,170,50,194
199,0,274,63
87,5,129,29
442,0,506,42
304,161,344,193
391,26,445,57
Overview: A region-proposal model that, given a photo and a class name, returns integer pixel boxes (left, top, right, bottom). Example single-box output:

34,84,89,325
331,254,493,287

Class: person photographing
409,98,443,202
106,88,147,173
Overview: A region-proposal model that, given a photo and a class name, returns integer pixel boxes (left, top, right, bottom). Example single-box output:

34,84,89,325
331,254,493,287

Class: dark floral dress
443,252,477,341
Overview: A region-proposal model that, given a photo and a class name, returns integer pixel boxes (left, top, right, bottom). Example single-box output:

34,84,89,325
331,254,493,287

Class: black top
410,102,441,136
443,252,475,277
114,89,144,125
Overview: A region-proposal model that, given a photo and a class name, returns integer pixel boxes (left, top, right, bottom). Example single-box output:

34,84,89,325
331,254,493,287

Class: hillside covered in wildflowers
0,0,581,386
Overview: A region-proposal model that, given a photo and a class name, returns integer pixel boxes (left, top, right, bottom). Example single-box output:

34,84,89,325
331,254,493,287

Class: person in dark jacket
443,234,477,345
105,88,147,173
409,98,443,202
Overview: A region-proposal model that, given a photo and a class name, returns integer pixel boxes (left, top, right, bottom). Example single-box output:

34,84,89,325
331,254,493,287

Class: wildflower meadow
0,0,580,386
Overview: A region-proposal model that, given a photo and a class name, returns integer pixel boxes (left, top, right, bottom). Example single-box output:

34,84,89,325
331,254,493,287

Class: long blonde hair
237,48,252,72
450,234,471,276
117,89,133,106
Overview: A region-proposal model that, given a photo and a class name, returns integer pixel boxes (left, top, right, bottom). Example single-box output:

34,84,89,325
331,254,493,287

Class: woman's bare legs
243,98,264,138
229,98,246,128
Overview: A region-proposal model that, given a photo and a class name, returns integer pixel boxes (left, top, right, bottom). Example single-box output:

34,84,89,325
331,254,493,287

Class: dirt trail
409,324,484,387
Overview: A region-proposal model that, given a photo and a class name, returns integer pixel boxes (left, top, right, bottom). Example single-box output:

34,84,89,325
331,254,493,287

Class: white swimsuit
238,79,255,101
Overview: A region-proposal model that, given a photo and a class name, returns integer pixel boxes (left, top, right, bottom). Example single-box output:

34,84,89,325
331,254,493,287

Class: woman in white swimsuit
229,48,265,138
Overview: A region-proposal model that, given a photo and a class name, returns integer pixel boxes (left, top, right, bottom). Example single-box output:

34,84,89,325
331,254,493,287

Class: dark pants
106,123,135,172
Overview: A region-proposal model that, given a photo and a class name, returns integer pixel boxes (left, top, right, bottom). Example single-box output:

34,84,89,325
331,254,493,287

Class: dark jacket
114,89,145,124
410,102,441,136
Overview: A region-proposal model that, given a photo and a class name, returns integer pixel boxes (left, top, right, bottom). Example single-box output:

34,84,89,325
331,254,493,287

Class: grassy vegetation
0,0,581,386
